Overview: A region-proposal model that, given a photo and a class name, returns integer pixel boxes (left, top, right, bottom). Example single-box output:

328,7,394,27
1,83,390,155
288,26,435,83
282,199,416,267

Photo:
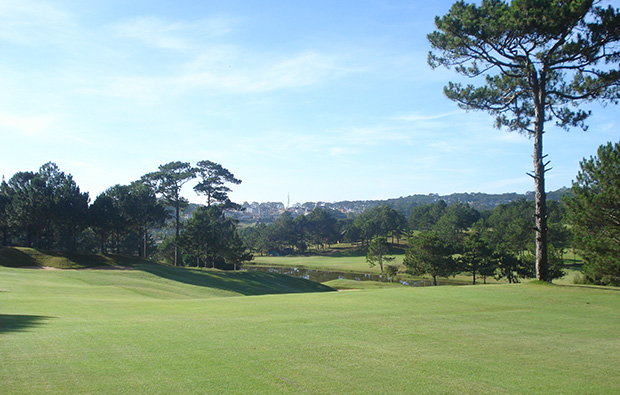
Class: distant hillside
316,187,571,215
207,188,571,223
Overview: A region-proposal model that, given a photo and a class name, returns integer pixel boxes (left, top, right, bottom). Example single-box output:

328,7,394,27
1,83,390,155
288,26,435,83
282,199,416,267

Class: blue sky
1,0,619,205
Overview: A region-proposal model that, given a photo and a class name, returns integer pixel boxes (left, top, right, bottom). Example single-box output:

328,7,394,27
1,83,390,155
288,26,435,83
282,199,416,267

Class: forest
2,140,619,286
0,161,575,284
0,161,249,270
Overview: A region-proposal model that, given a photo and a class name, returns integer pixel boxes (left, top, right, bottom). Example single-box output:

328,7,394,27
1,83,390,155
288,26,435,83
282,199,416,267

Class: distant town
220,188,570,224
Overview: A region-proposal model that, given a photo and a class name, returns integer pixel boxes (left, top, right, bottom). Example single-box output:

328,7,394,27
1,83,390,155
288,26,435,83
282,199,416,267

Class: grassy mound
0,247,335,297
0,246,149,269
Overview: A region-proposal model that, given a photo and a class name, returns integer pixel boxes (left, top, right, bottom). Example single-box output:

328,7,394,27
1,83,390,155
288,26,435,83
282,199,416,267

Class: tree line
0,160,249,269
241,140,619,286
1,140,617,285
241,197,570,284
239,205,407,256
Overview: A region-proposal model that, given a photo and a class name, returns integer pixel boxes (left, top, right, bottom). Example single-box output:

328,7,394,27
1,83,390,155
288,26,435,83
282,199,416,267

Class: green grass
252,248,586,286
0,246,151,269
252,254,392,273
251,254,494,285
323,278,407,289
2,259,620,393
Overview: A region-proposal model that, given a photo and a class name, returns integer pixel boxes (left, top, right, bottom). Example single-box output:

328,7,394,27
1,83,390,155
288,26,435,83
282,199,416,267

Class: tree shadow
0,247,39,267
560,284,620,292
137,264,335,296
0,314,53,334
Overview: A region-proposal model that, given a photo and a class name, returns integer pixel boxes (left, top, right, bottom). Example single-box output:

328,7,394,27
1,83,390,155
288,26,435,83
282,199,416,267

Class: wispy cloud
0,0,74,45
109,15,240,51
0,112,55,137
326,124,416,148
179,51,348,93
392,111,461,122
78,50,351,103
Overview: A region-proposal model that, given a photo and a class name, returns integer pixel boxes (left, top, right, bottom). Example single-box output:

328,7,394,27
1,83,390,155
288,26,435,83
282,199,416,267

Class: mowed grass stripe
1,268,620,394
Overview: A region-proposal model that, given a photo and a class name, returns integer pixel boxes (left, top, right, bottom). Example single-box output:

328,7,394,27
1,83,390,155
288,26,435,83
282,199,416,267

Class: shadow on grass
0,247,39,267
137,264,336,296
320,249,367,258
0,247,153,269
0,314,53,334
0,247,335,296
564,262,584,271
560,284,620,292
61,253,151,268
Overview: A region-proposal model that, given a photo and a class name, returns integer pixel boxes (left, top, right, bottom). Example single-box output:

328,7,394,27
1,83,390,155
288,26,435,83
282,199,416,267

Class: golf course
1,247,619,394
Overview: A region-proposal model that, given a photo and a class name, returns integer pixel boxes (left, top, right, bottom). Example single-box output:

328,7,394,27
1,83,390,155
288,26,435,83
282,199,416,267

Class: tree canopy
142,161,195,266
1,162,89,251
194,160,242,208
366,236,394,273
565,141,620,285
428,0,620,281
404,231,457,286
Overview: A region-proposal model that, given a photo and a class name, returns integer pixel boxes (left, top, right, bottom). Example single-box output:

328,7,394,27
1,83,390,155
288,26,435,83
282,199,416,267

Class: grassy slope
0,247,335,298
0,246,144,269
2,264,620,394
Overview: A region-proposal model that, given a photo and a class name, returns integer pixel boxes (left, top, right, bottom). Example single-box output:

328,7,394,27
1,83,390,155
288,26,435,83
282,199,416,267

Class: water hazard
243,265,434,287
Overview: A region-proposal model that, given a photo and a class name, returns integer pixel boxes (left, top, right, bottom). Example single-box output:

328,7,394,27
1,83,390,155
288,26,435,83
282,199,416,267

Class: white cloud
392,111,462,123
0,112,55,137
327,124,415,148
75,76,169,104
77,49,351,102
179,50,350,93
0,0,74,45
109,15,240,52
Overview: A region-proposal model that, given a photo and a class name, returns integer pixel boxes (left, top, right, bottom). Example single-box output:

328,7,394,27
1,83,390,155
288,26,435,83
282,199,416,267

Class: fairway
1,266,620,394
252,254,393,273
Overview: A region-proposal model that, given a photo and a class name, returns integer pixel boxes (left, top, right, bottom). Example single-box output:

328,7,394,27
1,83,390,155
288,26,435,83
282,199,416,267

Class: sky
1,0,619,206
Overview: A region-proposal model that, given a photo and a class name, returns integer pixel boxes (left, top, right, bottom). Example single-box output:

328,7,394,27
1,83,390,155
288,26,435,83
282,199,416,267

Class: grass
252,247,587,286
0,246,150,269
252,254,390,273
0,247,335,298
322,278,407,289
251,254,496,285
2,251,620,393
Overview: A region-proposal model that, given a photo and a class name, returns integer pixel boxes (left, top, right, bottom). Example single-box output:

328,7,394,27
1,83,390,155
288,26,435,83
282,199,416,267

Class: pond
243,265,435,287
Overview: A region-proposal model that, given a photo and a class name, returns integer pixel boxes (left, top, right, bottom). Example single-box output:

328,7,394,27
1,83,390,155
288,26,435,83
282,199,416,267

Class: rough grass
1,261,620,394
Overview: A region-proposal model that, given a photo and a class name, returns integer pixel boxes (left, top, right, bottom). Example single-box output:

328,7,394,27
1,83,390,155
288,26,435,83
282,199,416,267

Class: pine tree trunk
174,199,180,266
142,224,148,258
533,103,549,282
